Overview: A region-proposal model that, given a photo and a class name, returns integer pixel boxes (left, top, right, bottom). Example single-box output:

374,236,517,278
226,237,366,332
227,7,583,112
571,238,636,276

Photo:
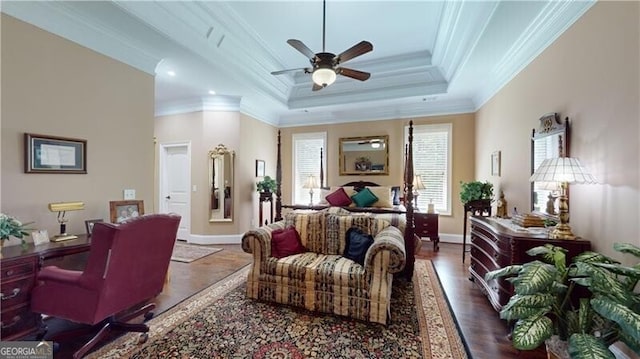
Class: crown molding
2,1,161,74
473,0,596,108
432,1,499,81
277,98,475,128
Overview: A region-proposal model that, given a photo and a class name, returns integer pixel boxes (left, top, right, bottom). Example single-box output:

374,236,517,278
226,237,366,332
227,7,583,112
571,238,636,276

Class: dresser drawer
1,260,36,280
1,277,34,308
0,304,40,340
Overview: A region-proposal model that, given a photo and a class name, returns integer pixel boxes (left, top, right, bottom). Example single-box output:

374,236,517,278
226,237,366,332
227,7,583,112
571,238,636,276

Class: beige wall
1,15,155,243
279,113,475,235
475,1,639,261
154,111,278,236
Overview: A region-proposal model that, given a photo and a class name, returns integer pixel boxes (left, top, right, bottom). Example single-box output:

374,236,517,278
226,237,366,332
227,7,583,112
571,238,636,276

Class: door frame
158,141,191,239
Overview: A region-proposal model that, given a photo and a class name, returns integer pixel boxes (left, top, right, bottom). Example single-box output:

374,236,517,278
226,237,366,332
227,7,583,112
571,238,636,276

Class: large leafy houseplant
256,175,277,193
485,243,640,358
459,181,494,204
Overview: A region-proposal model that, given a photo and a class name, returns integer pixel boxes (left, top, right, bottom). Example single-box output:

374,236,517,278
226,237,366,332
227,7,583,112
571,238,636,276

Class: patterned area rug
170,242,223,263
90,260,470,358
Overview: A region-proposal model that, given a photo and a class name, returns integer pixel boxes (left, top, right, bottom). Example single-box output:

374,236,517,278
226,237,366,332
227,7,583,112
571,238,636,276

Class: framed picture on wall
491,151,501,176
256,159,265,177
24,133,87,174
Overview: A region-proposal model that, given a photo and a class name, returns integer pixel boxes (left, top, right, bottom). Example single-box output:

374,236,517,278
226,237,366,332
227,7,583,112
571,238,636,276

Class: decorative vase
545,336,570,359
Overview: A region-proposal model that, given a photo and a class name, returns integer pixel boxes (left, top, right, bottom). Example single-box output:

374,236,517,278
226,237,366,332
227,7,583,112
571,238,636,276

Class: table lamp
48,201,85,242
302,175,319,206
412,175,425,210
529,157,597,239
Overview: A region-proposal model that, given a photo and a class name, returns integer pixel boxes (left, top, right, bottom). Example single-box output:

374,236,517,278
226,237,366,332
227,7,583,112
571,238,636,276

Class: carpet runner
90,259,470,358
170,242,223,263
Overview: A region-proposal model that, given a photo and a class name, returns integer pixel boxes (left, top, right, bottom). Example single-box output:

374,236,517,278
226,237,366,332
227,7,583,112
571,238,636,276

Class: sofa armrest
241,221,286,260
363,225,406,274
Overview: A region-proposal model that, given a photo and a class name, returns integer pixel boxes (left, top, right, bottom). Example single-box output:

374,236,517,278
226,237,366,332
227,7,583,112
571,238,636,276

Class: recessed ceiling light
208,90,216,95
167,70,176,77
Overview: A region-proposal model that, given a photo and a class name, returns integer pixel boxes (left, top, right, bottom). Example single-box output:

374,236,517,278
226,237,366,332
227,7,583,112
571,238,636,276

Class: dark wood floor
40,241,546,358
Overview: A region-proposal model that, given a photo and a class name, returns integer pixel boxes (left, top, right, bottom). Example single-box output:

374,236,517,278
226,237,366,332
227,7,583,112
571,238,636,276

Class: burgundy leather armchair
31,213,181,358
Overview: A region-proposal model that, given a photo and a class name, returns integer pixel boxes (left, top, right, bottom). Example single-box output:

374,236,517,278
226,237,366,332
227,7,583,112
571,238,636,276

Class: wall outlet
123,189,136,200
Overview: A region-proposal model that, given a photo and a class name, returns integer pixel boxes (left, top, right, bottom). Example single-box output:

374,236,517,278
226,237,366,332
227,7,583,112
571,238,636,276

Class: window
405,123,452,215
292,132,326,205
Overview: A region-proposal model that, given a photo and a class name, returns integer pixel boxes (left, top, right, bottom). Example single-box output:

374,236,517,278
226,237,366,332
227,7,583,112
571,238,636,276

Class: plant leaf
614,242,640,259
485,265,522,281
500,294,554,321
512,313,553,350
509,261,558,295
591,298,640,345
568,334,615,359
574,251,620,265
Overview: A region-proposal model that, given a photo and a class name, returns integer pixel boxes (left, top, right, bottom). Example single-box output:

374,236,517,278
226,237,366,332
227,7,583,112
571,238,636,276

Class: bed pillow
351,187,379,207
367,186,393,208
271,226,305,258
325,187,353,207
344,227,375,265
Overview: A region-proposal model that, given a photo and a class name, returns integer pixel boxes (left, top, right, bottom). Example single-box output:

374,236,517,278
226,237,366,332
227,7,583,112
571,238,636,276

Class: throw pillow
351,187,379,207
325,187,352,207
344,227,374,266
367,186,393,207
271,226,305,258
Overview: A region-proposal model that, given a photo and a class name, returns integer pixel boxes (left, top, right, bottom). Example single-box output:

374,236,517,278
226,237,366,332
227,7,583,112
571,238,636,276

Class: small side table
462,200,492,263
259,192,274,226
414,212,439,252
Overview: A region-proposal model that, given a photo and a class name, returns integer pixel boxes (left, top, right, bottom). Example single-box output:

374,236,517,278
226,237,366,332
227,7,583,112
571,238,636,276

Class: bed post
320,147,325,188
275,130,283,221
405,121,415,280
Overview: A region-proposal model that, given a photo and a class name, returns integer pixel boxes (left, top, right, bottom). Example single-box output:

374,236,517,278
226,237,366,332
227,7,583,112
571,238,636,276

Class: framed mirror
209,144,234,222
531,113,569,218
339,135,389,175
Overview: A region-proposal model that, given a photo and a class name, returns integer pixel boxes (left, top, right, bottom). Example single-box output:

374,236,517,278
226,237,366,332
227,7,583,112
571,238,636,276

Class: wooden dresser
414,212,439,251
0,236,90,340
468,217,591,312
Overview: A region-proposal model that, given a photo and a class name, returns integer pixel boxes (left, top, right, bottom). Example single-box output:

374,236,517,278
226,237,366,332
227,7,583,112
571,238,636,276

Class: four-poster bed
273,121,417,279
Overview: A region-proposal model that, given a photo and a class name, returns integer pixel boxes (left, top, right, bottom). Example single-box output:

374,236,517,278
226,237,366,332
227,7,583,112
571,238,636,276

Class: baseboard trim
186,234,242,245
418,233,466,245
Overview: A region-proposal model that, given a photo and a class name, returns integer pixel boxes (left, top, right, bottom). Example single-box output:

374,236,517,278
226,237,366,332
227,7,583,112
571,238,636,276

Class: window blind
292,132,326,205
406,123,452,215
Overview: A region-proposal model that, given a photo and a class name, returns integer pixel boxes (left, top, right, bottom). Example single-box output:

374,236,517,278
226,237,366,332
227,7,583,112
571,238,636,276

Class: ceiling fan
271,0,373,91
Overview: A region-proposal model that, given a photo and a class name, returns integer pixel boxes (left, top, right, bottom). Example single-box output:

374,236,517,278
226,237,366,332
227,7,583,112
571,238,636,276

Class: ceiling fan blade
312,83,324,91
338,67,370,81
287,39,317,60
336,41,373,64
271,68,309,75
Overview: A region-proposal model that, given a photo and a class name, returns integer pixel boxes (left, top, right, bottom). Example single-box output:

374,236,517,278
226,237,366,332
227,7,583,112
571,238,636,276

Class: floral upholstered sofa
241,209,406,325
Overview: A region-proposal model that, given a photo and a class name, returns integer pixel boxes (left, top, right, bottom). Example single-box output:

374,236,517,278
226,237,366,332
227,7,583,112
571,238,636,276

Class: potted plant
256,175,277,194
0,213,32,249
485,243,640,359
459,180,494,204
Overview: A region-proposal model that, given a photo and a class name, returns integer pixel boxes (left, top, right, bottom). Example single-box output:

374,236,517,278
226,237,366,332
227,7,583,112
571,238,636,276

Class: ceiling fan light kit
272,0,372,91
312,67,336,87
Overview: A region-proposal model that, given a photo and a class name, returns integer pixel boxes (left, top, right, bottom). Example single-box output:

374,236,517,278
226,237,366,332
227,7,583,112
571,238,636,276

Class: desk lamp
412,175,426,210
48,201,85,242
302,175,319,206
529,157,596,239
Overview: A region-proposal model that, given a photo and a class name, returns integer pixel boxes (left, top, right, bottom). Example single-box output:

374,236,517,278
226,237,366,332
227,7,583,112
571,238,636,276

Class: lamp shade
413,175,426,190
302,175,319,189
529,157,597,184
312,67,336,87
48,201,85,212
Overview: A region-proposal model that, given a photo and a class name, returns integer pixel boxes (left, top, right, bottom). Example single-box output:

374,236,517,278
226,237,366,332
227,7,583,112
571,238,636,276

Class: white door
160,143,190,240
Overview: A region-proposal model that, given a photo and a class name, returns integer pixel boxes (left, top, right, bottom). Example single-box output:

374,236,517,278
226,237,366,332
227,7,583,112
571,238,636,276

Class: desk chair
31,213,181,358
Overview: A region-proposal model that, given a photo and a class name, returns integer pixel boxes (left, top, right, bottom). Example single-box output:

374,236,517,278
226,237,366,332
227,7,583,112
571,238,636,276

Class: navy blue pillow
344,227,374,266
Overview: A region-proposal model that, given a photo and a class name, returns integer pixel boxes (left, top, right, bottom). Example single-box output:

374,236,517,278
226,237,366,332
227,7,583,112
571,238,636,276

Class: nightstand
414,212,439,252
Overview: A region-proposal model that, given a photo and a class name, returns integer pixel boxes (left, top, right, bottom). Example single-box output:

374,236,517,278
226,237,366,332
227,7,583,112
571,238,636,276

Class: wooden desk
0,235,91,340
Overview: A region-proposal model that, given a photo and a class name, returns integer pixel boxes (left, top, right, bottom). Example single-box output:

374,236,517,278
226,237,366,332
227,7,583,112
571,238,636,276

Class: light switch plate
123,189,136,200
